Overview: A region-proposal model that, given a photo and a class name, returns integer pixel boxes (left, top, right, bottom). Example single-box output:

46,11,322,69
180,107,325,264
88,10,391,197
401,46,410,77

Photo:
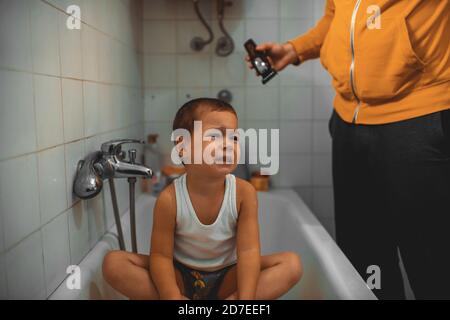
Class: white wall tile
84,134,101,155
65,140,85,207
5,231,46,299
177,55,211,87
42,211,70,296
34,75,64,149
38,146,68,225
110,85,124,129
312,60,332,86
0,70,36,160
313,85,335,119
143,0,176,20
62,79,84,142
93,0,110,34
82,0,101,26
176,0,212,20
30,0,60,76
280,62,313,86
102,0,121,39
280,121,311,154
68,201,89,265
275,154,311,187
313,120,331,153
212,53,245,86
312,154,332,186
0,0,32,71
245,87,279,120
97,83,114,133
314,0,327,21
144,20,176,54
280,86,312,120
244,120,280,131
81,25,99,81
0,154,40,249
46,0,83,12
97,33,114,83
244,0,279,18
245,19,279,44
145,88,178,122
280,19,313,41
293,186,313,209
83,81,100,137
280,0,314,19
144,54,176,87
176,87,212,105
317,216,335,239
58,12,82,78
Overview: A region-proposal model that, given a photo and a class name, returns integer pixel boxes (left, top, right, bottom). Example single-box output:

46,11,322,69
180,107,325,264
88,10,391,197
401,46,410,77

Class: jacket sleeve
287,0,335,63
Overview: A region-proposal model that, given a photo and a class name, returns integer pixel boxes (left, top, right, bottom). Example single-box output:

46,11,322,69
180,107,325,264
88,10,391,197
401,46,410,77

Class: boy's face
182,110,240,177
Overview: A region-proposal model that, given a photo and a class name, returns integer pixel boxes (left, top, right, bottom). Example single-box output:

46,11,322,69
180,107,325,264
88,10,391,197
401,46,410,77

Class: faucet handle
100,139,144,155
128,149,137,164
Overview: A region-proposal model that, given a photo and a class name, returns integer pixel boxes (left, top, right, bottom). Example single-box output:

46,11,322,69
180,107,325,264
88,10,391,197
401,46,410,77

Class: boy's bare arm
236,179,261,300
149,185,183,299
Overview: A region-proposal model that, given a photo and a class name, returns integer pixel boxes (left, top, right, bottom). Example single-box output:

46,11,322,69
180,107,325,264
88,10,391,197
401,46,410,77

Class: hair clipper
244,38,277,85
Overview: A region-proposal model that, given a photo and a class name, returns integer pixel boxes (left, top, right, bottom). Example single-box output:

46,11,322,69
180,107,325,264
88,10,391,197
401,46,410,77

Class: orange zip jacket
288,0,450,124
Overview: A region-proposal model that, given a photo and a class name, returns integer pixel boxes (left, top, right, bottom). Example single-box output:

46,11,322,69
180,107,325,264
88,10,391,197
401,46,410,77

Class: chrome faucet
96,139,152,180
73,139,152,199
73,139,152,252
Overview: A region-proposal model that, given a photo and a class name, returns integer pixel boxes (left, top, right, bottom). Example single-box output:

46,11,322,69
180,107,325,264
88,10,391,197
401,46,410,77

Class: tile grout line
56,4,74,273
30,0,48,300
0,121,145,163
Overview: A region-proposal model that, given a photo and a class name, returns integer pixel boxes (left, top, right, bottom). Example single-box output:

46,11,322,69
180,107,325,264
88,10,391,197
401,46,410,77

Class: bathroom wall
0,0,144,299
142,0,335,236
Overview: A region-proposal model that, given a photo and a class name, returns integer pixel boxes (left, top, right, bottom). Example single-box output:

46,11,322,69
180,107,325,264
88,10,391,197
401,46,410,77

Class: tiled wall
142,0,335,236
0,0,144,299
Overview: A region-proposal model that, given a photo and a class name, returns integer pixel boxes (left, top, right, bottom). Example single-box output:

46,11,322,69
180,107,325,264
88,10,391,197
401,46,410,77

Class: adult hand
245,42,299,74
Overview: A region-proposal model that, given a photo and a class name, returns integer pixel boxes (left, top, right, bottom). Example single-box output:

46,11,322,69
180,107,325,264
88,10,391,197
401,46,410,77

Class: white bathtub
49,189,376,300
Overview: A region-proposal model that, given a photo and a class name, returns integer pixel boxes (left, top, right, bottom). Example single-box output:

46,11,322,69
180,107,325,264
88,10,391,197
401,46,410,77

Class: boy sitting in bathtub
102,98,302,300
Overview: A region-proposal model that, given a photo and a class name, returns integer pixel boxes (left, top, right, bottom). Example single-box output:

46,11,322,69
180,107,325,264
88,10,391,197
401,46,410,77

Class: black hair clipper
244,38,277,84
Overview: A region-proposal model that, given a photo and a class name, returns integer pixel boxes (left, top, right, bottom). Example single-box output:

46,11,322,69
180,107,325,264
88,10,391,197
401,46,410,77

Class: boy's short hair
172,98,237,133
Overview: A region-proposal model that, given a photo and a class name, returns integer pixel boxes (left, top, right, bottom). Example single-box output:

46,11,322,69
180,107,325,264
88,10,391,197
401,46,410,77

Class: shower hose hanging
190,0,214,51
190,0,234,56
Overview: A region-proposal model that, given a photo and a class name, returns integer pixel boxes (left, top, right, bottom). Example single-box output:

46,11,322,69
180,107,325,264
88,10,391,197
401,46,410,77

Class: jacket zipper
350,0,362,123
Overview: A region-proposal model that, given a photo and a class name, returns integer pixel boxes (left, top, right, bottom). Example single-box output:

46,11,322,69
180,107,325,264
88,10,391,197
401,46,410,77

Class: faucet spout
112,160,152,179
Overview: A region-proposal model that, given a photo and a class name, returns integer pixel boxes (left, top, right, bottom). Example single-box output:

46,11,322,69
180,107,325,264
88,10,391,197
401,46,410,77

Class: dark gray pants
329,108,450,300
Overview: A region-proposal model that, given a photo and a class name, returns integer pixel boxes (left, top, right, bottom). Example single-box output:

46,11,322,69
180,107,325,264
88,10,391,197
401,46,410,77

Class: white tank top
173,173,238,272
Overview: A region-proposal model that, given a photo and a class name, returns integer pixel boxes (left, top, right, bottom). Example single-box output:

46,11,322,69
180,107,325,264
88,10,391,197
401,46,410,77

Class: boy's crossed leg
102,250,302,300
